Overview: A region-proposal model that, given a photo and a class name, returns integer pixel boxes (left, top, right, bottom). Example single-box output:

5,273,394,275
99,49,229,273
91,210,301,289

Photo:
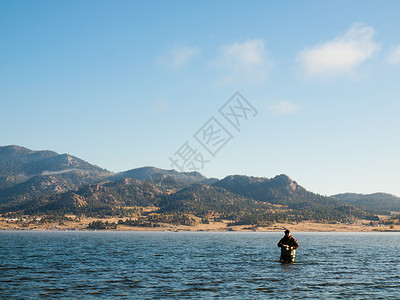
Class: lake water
1,231,400,299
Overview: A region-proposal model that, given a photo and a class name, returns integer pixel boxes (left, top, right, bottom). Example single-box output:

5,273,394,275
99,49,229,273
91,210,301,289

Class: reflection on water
0,231,399,299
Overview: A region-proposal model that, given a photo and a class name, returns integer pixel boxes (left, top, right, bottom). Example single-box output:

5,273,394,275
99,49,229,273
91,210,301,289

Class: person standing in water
277,229,300,263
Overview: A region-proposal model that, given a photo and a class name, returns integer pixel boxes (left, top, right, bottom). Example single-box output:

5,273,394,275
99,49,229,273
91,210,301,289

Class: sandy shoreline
1,217,399,232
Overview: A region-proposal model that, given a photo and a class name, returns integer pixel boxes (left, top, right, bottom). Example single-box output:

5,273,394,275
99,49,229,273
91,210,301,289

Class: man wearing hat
277,229,300,263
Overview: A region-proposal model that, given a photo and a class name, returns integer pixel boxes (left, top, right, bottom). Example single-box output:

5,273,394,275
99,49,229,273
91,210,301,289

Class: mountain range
1,145,398,224
332,193,400,213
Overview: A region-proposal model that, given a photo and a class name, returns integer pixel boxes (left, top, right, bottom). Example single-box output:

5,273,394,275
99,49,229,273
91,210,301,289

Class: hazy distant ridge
332,193,400,212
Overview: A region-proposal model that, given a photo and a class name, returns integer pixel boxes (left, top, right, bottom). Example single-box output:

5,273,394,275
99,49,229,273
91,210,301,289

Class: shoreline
1,218,399,232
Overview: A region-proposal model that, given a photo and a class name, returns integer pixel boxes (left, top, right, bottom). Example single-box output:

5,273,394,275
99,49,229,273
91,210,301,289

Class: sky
1,0,400,196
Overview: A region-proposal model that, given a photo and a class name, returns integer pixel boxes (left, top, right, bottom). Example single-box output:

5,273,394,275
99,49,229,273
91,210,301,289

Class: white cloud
159,46,201,68
298,23,380,77
387,45,400,65
213,39,270,84
270,101,299,116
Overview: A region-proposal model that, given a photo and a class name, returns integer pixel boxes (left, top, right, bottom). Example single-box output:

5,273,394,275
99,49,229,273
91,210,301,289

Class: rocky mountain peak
272,174,299,191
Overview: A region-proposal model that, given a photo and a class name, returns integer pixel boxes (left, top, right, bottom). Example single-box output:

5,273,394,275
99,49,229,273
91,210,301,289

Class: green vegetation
118,213,196,227
87,220,117,230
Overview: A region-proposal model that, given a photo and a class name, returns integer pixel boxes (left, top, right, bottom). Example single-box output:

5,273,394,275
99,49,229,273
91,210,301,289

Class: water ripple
1,231,400,299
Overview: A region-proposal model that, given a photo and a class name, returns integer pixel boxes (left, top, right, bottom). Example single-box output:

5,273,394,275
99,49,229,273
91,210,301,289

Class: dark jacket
277,236,300,249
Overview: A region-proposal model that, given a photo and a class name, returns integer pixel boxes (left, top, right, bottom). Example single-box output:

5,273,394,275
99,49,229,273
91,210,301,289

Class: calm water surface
1,231,399,299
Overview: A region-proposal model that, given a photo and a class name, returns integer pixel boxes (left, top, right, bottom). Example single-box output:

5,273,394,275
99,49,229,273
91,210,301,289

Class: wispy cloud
159,45,201,68
41,169,80,176
387,45,400,65
297,23,380,77
270,100,299,116
213,39,271,85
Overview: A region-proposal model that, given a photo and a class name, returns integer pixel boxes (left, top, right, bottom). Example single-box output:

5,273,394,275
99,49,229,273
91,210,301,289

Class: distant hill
0,145,111,208
8,178,163,216
110,166,216,191
0,145,108,178
158,183,270,217
0,171,110,206
213,174,301,206
0,145,58,177
111,166,207,183
213,174,364,221
332,193,400,213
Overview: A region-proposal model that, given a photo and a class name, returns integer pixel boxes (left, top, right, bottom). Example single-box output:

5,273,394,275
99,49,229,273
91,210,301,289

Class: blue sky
1,0,400,196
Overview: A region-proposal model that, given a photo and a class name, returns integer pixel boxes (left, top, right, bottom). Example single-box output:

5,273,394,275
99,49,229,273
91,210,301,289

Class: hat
284,229,290,234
